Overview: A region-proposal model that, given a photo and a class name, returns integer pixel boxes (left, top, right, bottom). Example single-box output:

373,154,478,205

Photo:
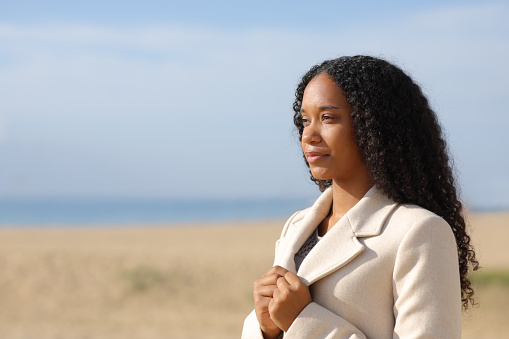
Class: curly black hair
293,55,478,309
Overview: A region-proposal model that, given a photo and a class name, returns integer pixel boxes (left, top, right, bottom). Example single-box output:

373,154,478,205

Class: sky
0,0,508,210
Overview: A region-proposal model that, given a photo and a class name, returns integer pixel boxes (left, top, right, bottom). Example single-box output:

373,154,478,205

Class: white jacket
241,186,461,338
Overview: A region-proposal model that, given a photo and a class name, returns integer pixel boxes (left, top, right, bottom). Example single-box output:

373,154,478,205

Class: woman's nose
302,124,321,144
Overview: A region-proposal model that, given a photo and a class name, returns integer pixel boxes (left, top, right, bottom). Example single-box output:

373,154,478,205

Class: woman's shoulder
391,203,449,227
387,203,455,245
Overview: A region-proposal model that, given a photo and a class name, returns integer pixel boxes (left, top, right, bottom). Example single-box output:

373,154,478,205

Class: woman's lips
305,152,329,163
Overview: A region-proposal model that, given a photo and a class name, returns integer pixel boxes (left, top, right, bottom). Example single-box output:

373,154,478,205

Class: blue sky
0,0,508,210
0,1,478,27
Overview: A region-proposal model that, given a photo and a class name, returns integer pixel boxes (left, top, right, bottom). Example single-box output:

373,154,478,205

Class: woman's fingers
253,266,290,338
284,271,303,288
262,265,289,278
276,275,291,292
256,273,280,287
254,266,291,296
254,284,277,299
269,272,312,332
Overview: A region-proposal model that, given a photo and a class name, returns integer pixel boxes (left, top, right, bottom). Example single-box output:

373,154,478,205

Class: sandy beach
0,212,508,339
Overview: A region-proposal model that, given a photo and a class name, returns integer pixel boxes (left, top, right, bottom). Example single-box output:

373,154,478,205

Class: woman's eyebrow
319,105,341,110
301,105,342,113
300,105,341,113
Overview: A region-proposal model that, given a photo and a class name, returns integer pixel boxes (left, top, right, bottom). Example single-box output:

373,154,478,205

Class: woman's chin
310,171,332,181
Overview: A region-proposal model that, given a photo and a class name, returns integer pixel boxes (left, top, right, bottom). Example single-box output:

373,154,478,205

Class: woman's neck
319,178,372,236
332,182,370,214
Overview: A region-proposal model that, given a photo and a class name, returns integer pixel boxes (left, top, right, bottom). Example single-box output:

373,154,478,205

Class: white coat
241,186,461,338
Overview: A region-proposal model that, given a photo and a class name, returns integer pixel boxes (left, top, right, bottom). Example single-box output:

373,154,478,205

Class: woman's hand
253,266,289,339
269,271,312,332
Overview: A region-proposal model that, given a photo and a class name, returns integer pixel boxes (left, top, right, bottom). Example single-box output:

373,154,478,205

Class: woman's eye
322,115,334,121
301,118,310,125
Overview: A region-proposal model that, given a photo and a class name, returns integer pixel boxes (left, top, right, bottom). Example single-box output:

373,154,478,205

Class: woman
241,56,478,339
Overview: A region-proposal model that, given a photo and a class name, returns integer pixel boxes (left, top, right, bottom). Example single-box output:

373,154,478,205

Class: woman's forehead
302,74,347,108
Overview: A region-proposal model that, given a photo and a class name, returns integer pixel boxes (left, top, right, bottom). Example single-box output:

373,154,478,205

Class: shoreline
0,209,507,228
0,218,289,229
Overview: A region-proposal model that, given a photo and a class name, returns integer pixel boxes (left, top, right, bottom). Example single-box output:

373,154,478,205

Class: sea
0,197,315,227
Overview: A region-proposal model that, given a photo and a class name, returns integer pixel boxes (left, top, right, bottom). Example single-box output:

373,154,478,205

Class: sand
0,212,507,339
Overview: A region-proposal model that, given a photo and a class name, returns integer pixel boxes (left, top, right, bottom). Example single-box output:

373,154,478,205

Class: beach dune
0,213,507,338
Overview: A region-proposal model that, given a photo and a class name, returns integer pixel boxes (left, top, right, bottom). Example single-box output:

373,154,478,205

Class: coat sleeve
392,215,462,338
241,211,302,339
242,302,367,339
241,310,266,339
283,302,367,338
241,210,368,339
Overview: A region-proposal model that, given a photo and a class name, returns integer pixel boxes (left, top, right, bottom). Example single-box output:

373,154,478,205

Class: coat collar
274,186,398,285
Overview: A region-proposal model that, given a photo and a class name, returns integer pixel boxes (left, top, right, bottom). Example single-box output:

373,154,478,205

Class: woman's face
301,73,367,184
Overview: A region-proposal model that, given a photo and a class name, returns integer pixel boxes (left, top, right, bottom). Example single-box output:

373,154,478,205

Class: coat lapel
275,186,399,286
297,215,363,285
274,188,333,273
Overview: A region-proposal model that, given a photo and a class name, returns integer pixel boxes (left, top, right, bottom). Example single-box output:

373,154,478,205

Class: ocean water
0,197,315,226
